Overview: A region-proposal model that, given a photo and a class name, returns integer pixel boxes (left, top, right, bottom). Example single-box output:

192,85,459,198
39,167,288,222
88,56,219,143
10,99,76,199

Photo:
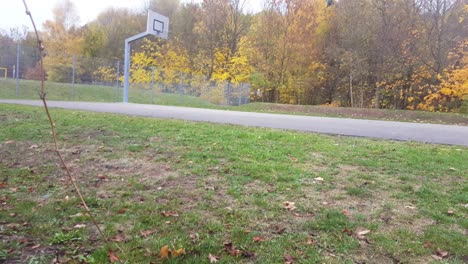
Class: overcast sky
1,0,264,33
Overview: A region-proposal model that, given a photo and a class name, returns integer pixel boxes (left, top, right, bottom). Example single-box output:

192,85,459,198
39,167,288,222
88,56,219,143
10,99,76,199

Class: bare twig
21,0,106,242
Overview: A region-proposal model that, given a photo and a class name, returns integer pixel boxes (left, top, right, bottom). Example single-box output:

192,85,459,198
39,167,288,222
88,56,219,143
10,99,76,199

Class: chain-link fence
0,42,250,107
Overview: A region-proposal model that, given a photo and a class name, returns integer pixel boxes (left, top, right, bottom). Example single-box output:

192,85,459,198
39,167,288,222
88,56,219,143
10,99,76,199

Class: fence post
71,54,76,100
239,83,243,106
178,72,183,104
16,43,20,97
116,60,120,102
151,67,155,104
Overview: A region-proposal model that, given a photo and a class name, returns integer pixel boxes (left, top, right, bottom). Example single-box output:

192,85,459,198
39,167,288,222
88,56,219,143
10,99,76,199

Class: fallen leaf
108,250,120,263
0,182,8,188
306,238,315,245
355,228,371,240
431,255,443,260
223,242,241,256
4,140,15,144
172,248,186,257
405,205,416,210
447,210,454,216
70,213,84,218
244,229,251,234
253,236,267,242
140,229,156,238
342,210,351,217
342,228,353,236
117,208,127,214
74,224,86,229
283,201,296,211
160,246,170,259
284,254,294,264
449,167,457,171
189,233,199,244
109,234,126,242
241,250,256,258
208,253,220,263
273,226,286,235
435,248,448,258
314,177,324,182
29,144,39,149
27,187,35,193
161,211,179,217
423,241,433,248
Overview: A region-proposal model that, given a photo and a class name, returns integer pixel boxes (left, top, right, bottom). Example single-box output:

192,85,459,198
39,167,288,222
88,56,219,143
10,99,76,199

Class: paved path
1,100,467,146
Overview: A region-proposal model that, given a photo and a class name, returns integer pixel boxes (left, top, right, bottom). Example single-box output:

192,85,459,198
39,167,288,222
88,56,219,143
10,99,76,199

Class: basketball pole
123,10,169,104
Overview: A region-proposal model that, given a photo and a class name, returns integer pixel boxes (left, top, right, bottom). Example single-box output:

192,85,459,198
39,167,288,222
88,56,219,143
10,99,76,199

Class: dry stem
21,0,106,242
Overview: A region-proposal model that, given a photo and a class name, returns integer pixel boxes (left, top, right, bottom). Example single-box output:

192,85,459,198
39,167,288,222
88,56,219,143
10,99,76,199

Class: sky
0,0,264,33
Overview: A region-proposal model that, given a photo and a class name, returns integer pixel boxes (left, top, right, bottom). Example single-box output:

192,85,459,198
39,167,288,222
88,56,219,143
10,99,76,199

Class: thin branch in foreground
21,0,106,242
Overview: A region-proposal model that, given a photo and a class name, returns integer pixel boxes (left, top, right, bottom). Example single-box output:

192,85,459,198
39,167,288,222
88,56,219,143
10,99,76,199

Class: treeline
1,0,467,112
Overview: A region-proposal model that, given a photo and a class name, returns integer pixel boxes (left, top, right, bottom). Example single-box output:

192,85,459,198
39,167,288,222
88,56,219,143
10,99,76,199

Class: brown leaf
109,234,126,242
241,250,256,258
0,182,8,188
189,233,199,244
29,144,39,149
342,210,351,217
161,211,179,217
160,245,170,259
172,248,186,257
431,255,443,260
355,228,371,240
447,210,455,216
273,226,286,235
306,238,315,245
435,248,448,258
117,208,127,214
27,187,35,193
244,229,251,234
342,228,353,236
423,241,433,248
4,140,15,144
284,254,294,264
283,201,296,211
253,236,267,242
223,242,241,256
108,250,120,263
208,253,220,263
140,229,156,238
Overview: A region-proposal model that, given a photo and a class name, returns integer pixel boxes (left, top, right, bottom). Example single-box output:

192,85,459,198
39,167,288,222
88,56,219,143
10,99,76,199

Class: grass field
0,104,466,263
2,78,467,126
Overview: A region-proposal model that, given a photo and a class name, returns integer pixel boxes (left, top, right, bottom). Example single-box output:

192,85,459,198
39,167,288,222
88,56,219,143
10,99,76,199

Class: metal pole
151,67,155,104
16,43,20,97
239,83,243,106
72,54,76,100
123,40,130,103
116,60,120,102
178,72,183,104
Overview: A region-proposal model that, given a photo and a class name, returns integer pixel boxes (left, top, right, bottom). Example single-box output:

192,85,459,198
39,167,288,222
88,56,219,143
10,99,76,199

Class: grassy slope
0,104,466,263
2,78,467,126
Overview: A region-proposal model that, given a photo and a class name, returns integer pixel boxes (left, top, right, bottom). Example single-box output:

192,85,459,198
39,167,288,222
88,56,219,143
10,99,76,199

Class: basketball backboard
147,10,169,40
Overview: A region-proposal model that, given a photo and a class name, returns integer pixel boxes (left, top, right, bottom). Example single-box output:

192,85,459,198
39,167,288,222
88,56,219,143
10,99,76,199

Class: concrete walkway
1,100,467,146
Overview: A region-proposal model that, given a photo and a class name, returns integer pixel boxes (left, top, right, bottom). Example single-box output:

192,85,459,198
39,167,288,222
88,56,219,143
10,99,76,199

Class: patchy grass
2,78,468,125
0,104,467,263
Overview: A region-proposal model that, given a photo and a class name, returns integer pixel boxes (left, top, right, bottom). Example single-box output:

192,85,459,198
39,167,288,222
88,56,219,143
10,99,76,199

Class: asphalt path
1,99,467,146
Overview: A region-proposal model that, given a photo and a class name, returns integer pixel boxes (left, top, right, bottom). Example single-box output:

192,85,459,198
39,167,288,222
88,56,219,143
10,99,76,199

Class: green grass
0,104,467,263
2,78,467,125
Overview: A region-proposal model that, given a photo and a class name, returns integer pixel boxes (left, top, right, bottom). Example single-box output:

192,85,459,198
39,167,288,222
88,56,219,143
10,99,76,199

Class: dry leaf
223,242,241,256
355,229,371,240
4,140,15,144
117,208,127,214
431,255,443,260
253,236,267,242
74,224,86,229
109,234,126,242
435,248,448,258
447,210,454,216
405,205,416,210
314,177,324,181
160,245,170,259
284,254,294,264
108,250,120,263
0,182,8,188
273,226,286,235
283,201,296,211
172,248,186,257
29,144,39,149
342,210,351,217
140,229,156,238
208,253,220,263
342,228,353,236
161,211,179,217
